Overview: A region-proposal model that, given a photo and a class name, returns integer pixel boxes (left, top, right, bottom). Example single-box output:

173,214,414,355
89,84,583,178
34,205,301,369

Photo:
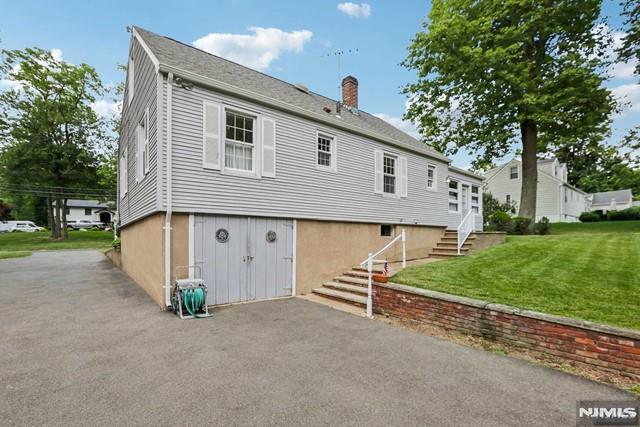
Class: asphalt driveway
0,250,633,426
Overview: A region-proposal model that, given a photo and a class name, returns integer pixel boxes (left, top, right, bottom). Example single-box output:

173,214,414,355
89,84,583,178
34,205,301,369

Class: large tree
0,48,107,238
403,0,616,231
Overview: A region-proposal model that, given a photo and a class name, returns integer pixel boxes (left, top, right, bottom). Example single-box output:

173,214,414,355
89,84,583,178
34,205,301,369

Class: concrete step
434,246,469,253
352,265,385,274
312,287,367,307
335,275,369,287
441,235,476,242
323,281,368,296
436,241,472,248
343,270,370,279
429,251,463,258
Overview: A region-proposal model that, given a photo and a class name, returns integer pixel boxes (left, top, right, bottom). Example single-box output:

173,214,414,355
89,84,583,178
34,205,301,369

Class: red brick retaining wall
373,283,640,380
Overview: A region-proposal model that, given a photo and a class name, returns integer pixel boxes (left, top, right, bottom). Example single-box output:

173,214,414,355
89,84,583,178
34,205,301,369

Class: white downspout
163,72,174,307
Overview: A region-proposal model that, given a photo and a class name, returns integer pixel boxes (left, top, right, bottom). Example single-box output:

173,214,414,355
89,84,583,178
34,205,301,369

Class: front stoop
311,265,389,313
429,230,476,258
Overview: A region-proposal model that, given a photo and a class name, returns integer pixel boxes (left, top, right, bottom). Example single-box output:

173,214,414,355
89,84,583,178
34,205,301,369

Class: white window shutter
374,149,383,194
400,156,408,198
135,127,142,182
262,117,276,178
128,58,134,105
203,102,221,170
144,107,149,173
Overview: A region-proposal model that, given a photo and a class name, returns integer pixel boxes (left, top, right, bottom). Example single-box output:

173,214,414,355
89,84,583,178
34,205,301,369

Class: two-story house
483,157,587,222
118,27,483,308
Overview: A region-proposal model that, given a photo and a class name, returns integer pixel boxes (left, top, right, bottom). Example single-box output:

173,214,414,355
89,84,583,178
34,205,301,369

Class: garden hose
181,287,205,317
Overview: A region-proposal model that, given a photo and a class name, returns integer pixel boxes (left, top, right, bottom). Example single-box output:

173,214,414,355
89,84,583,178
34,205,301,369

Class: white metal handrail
457,210,475,255
359,229,406,319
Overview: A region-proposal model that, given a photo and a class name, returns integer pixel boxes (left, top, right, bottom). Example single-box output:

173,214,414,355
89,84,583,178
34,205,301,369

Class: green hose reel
171,272,212,319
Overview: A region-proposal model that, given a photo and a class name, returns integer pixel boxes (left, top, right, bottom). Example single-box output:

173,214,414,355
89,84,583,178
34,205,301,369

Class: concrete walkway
0,250,633,426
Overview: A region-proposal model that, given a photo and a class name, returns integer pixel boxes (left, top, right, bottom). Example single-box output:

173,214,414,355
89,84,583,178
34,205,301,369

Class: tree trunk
519,119,538,233
53,199,61,239
46,194,54,236
62,198,68,240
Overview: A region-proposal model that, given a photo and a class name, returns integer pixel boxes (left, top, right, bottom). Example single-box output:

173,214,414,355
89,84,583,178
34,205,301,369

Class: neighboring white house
64,200,116,224
588,189,634,213
117,26,484,309
483,157,587,222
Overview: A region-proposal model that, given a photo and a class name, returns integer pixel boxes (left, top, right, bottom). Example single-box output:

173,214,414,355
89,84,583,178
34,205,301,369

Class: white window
84,208,92,216
224,110,255,172
448,179,459,212
136,107,149,181
471,185,480,213
427,164,437,191
120,151,128,198
509,166,518,179
316,133,337,171
383,154,397,195
127,57,134,105
506,194,511,204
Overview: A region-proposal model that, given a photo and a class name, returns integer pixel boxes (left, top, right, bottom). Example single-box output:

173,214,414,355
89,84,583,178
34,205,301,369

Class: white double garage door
193,215,294,306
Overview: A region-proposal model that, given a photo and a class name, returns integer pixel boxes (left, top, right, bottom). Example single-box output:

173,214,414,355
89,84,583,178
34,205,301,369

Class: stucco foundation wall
120,212,188,308
296,220,444,295
469,232,506,253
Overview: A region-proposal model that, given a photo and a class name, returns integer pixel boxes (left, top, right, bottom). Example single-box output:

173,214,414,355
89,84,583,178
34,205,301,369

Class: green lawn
0,230,113,252
550,220,640,234
0,251,32,260
393,225,640,330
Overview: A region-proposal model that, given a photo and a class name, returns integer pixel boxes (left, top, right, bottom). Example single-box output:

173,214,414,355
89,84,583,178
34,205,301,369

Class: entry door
194,215,293,306
461,184,470,216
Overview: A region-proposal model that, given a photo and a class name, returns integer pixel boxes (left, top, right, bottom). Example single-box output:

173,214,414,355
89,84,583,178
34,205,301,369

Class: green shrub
511,216,532,234
111,238,121,250
490,211,512,232
607,206,640,221
534,217,550,235
579,211,600,222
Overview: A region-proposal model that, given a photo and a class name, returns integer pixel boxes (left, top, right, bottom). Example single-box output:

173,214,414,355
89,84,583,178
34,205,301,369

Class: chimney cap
342,75,358,85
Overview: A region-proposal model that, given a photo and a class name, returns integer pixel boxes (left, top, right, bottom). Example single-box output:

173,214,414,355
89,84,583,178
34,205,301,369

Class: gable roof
590,189,633,206
133,26,449,163
482,158,585,194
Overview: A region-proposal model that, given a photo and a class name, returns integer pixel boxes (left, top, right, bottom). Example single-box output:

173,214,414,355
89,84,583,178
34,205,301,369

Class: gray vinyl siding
161,81,480,228
118,37,159,226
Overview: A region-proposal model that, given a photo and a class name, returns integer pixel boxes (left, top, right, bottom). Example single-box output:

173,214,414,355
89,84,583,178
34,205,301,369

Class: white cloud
193,27,312,72
91,99,121,118
609,30,637,80
51,48,63,62
373,113,420,139
337,2,371,18
611,83,640,114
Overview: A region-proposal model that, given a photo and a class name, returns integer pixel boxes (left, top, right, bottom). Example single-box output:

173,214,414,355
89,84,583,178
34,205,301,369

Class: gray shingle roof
590,190,633,206
134,27,447,161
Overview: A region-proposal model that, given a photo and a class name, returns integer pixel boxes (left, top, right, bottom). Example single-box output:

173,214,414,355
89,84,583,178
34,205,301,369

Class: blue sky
1,0,637,169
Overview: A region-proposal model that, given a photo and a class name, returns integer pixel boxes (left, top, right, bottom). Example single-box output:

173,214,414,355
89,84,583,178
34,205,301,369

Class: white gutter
163,72,174,307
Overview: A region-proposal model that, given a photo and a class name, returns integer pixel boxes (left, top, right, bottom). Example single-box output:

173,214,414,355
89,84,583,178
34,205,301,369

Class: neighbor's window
317,134,335,170
380,224,393,237
225,110,255,172
383,154,397,194
506,194,511,204
65,207,70,215
510,166,518,179
427,164,437,190
85,208,92,216
471,185,479,213
448,179,459,212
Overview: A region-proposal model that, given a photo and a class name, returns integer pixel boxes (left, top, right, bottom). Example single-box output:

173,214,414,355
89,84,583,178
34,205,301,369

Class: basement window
380,224,393,237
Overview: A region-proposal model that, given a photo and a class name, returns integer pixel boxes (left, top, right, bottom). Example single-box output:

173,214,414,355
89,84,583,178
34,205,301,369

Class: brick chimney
341,75,358,109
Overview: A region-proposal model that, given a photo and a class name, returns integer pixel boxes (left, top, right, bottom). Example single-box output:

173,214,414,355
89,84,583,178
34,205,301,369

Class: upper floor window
448,179,459,212
317,133,336,171
471,185,480,213
510,166,518,179
84,208,92,216
427,164,437,191
383,154,397,194
225,110,255,172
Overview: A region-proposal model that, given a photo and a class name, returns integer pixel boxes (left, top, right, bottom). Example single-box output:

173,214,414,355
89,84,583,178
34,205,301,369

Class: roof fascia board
448,165,484,180
159,64,450,163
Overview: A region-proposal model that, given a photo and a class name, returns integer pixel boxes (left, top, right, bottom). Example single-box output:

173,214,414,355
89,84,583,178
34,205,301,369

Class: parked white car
0,221,12,233
67,219,105,230
3,221,45,232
